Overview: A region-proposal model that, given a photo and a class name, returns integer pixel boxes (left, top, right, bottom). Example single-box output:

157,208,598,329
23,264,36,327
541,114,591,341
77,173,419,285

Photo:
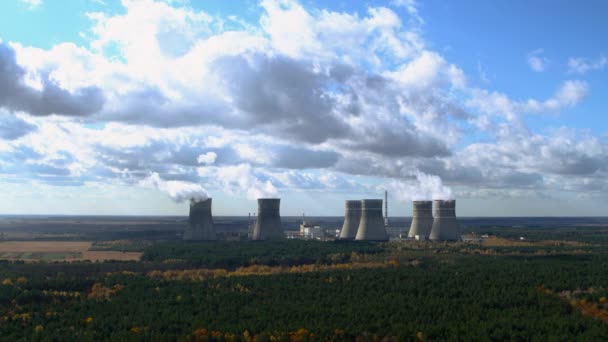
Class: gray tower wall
252,198,283,240
429,200,459,241
408,200,433,238
339,200,361,240
183,198,216,241
355,199,388,241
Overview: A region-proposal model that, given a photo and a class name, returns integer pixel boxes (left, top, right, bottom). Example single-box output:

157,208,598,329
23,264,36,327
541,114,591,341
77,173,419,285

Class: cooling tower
339,200,361,240
252,198,283,240
429,200,460,241
355,199,388,241
183,198,216,241
408,200,433,239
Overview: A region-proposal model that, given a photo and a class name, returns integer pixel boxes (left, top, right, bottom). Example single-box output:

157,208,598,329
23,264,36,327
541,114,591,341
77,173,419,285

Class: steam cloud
389,171,453,201
140,172,209,203
215,164,278,200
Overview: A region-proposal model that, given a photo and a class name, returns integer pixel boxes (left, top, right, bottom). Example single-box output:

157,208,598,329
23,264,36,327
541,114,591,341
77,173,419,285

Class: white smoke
140,172,209,203
389,171,453,201
215,164,278,200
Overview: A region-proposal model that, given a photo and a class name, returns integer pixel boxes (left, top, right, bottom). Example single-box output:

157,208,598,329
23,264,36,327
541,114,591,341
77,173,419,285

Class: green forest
2,236,608,341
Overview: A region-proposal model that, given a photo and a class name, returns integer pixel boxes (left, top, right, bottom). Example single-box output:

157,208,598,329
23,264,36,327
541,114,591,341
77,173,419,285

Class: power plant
429,199,459,241
183,198,216,241
252,198,284,240
355,199,388,241
339,200,361,240
408,200,433,239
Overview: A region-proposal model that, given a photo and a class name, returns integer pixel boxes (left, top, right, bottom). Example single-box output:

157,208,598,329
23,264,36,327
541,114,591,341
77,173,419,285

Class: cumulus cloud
389,172,453,201
0,0,605,210
468,80,588,120
0,112,37,140
209,164,278,200
0,43,105,116
568,56,607,74
140,172,208,202
527,49,547,72
197,152,217,165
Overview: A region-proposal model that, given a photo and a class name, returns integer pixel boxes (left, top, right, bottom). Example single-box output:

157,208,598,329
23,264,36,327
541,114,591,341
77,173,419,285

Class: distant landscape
1,216,608,340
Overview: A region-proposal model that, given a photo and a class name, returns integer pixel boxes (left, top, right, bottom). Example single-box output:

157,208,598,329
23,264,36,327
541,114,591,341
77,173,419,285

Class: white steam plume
215,164,278,200
140,172,209,203
389,171,453,201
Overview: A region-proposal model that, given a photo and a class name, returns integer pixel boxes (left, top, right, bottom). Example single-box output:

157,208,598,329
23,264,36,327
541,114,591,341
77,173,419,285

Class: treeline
2,254,608,340
141,240,385,268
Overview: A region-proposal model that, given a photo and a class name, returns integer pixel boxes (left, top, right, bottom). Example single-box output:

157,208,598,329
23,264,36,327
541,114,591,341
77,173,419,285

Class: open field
0,241,141,261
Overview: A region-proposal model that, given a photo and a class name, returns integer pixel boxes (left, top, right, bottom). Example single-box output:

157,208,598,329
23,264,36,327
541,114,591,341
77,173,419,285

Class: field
0,241,142,262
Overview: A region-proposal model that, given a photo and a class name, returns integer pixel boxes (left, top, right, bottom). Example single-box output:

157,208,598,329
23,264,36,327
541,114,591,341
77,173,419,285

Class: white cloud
196,151,217,165
568,56,607,74
527,48,547,72
388,171,453,201
0,0,605,211
210,164,278,200
19,0,42,10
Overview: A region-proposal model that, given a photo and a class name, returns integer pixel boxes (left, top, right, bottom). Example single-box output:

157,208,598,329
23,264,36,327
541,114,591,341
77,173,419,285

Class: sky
0,0,607,217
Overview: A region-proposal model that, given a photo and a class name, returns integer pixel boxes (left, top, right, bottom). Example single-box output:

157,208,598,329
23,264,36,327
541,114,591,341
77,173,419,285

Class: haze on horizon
0,0,606,217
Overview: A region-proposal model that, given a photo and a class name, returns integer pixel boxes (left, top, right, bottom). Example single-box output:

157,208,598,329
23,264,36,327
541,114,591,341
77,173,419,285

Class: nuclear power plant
339,200,361,240
179,194,459,243
183,198,216,241
429,199,459,241
408,200,433,239
355,199,389,241
252,198,284,240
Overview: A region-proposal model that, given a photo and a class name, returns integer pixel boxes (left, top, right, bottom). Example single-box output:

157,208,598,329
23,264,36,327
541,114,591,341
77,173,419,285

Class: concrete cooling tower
339,200,362,240
408,200,433,239
252,198,284,240
429,200,460,241
183,198,216,241
355,199,388,241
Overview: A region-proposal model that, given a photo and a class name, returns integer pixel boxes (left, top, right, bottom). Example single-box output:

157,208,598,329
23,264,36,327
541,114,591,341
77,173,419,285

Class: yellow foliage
1,278,13,286
600,297,607,304
34,325,44,333
88,282,123,300
131,326,142,334
16,277,28,285
84,316,94,324
416,331,426,341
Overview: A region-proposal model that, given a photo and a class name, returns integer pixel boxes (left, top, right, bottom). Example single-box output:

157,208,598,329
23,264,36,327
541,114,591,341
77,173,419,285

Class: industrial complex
183,195,459,242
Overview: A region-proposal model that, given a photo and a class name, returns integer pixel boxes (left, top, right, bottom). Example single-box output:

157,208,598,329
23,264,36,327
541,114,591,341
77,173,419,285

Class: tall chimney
429,200,459,241
408,200,433,239
355,199,388,241
339,200,361,240
183,198,216,241
252,198,283,240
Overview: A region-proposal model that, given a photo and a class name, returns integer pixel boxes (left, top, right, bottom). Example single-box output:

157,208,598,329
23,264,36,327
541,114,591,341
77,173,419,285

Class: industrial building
252,198,284,240
339,200,361,240
355,199,389,241
429,199,460,241
183,198,216,241
408,200,433,240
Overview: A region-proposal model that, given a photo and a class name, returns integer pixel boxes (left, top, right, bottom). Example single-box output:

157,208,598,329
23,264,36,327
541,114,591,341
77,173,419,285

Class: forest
1,234,608,340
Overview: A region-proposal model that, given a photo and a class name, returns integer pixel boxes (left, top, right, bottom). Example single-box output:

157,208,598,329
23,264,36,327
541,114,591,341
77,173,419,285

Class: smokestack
252,198,283,240
429,200,459,241
183,198,216,241
339,200,361,240
355,199,388,241
408,200,433,239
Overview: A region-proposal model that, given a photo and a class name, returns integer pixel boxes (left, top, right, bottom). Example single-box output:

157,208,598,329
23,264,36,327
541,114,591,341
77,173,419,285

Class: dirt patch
0,241,141,262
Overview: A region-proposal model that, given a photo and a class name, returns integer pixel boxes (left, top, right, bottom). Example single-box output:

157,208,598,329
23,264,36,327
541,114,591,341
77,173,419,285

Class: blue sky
0,0,606,216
